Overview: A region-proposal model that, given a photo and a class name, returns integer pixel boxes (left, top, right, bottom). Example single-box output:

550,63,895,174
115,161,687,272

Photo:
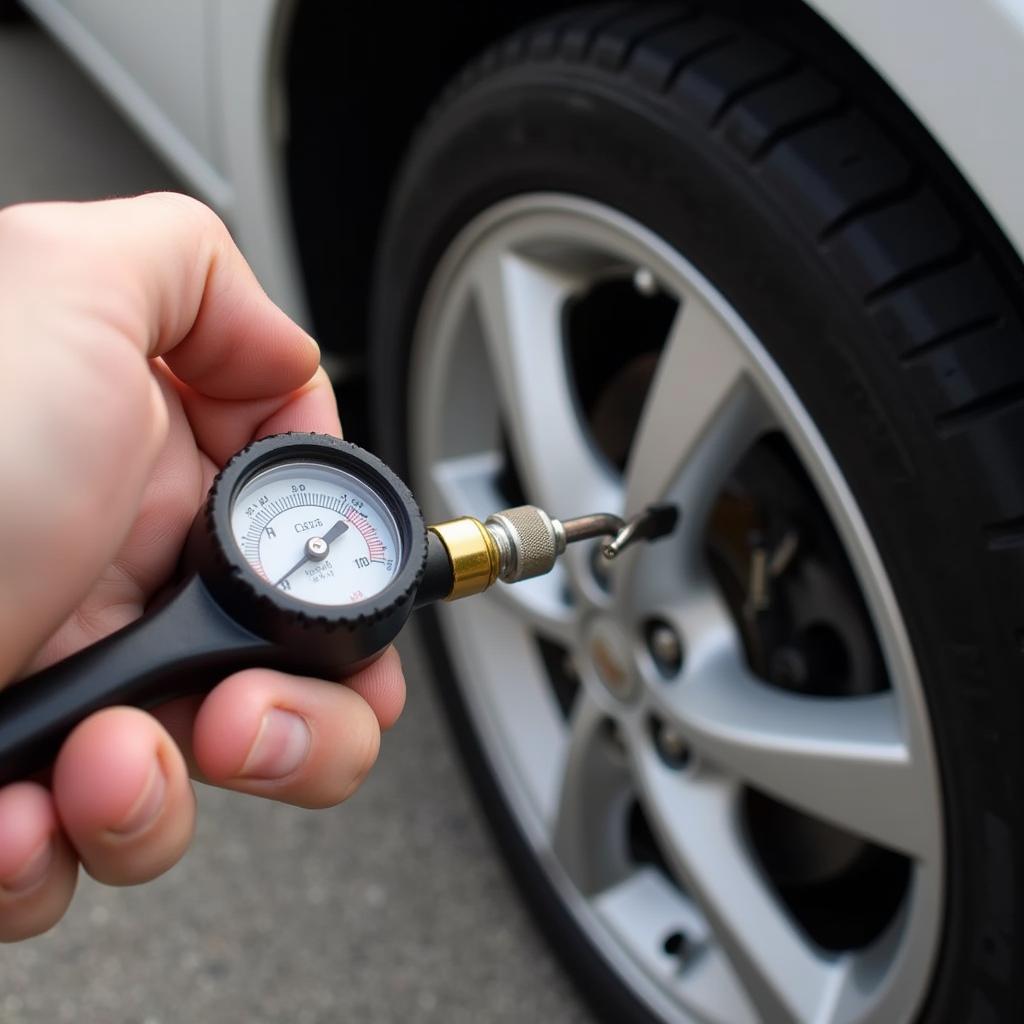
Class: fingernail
1,840,52,894
241,709,311,780
303,331,321,360
111,760,166,836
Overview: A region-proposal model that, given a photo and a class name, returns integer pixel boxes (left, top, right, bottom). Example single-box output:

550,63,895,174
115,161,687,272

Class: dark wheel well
284,0,1024,445
284,0,570,442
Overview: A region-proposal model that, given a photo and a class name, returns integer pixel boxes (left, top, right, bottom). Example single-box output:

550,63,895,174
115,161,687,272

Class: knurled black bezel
199,433,427,632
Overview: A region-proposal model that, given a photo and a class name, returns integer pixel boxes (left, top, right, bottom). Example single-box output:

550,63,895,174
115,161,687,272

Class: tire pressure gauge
230,460,404,606
189,434,429,661
0,433,676,786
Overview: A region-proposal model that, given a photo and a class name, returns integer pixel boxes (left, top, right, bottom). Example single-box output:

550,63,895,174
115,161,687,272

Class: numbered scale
0,434,676,785
231,461,401,605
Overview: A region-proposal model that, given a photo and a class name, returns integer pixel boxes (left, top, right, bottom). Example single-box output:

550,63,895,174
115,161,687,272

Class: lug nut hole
644,618,683,677
649,715,690,768
663,930,688,957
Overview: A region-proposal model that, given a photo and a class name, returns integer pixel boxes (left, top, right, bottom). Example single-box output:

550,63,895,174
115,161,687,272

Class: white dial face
230,461,402,607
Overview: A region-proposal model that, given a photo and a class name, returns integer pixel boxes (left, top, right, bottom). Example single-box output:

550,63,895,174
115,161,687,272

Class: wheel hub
583,616,638,703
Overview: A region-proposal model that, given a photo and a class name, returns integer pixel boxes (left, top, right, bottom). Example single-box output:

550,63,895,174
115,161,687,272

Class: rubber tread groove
710,57,803,128
660,30,741,94
863,247,972,306
934,380,1024,437
617,11,705,70
588,8,701,69
817,174,924,243
524,17,572,59
557,4,634,62
984,515,1024,552
748,99,851,162
899,314,1006,364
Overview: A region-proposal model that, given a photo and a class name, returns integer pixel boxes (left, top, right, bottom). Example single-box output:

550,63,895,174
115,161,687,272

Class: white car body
18,0,1024,333
19,0,309,325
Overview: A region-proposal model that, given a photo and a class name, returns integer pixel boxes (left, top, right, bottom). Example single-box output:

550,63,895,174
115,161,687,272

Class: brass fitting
428,517,501,600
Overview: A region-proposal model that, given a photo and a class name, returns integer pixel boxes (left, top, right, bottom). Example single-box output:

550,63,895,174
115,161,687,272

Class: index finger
0,192,320,401
172,363,343,468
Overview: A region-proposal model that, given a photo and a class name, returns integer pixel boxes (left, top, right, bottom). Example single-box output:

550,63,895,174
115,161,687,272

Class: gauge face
229,461,402,607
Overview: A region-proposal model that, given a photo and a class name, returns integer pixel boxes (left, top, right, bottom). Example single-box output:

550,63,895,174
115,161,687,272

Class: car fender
806,0,1024,262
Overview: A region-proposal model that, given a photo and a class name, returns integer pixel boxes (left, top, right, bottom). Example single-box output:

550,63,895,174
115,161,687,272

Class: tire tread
588,6,701,71
451,4,1024,455
934,380,1024,437
899,314,1005,364
672,37,799,125
984,515,1024,552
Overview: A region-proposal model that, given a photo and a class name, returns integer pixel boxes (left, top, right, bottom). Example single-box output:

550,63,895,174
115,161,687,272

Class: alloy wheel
409,195,944,1024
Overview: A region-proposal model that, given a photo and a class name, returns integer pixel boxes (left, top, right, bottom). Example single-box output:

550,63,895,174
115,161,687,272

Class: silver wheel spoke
591,869,761,1024
486,574,580,649
632,763,846,1023
656,646,936,859
431,451,581,645
550,694,633,894
623,296,772,521
470,246,621,518
441,594,568,820
430,450,504,520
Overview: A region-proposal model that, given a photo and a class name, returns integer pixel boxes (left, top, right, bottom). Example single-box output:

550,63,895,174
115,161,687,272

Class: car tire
371,5,1024,1022
0,2,24,24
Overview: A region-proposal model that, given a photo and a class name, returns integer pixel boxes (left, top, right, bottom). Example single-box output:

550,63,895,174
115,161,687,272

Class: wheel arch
804,0,1024,266
281,0,568,442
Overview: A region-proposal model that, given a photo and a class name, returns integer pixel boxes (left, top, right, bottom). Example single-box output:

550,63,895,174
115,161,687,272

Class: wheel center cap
584,618,638,702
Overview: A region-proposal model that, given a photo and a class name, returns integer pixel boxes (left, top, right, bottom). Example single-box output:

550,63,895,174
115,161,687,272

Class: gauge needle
272,519,349,588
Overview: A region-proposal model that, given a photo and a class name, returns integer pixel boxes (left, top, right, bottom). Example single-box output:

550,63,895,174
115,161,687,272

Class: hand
0,194,406,940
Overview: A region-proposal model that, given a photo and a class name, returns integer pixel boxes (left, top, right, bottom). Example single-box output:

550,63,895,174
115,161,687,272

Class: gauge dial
230,461,401,607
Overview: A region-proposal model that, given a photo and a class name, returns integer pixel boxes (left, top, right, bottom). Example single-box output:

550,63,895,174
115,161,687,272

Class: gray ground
0,18,591,1024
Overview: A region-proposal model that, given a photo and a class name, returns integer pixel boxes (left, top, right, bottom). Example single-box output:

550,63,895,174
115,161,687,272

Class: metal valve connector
427,503,676,602
485,505,565,583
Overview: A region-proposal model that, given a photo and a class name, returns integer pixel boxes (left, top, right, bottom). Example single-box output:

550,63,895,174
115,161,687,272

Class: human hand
0,194,405,940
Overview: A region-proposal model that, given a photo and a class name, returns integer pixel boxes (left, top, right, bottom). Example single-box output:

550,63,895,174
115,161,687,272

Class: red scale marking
344,507,383,558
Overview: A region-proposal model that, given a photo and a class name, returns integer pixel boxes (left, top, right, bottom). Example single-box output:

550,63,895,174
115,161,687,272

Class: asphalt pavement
0,17,591,1024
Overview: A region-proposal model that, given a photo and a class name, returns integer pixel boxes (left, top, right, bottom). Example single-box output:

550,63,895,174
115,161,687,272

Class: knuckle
146,191,230,243
83,783,194,887
145,189,214,219
0,202,62,250
0,837,77,942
